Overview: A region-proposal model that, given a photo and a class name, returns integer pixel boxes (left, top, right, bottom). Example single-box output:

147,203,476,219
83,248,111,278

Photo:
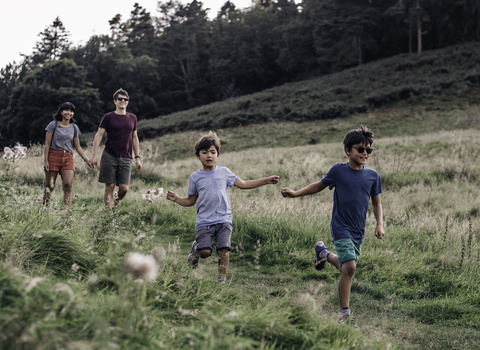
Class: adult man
88,88,142,209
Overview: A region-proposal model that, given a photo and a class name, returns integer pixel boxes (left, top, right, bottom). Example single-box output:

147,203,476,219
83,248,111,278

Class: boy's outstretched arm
281,180,327,198
372,195,384,239
234,175,280,190
166,190,197,207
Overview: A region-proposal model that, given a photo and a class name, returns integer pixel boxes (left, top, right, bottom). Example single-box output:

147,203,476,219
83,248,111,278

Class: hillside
137,42,480,140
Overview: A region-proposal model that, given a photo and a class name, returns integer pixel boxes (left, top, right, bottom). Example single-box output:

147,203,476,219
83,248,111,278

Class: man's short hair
195,131,221,156
113,88,129,100
343,125,374,153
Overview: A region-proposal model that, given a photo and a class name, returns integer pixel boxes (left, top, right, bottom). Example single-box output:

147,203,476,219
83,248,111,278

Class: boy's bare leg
327,253,342,272
217,249,230,280
337,259,356,308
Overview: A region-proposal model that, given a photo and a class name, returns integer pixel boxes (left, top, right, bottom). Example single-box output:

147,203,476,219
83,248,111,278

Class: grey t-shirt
188,166,238,228
45,121,80,154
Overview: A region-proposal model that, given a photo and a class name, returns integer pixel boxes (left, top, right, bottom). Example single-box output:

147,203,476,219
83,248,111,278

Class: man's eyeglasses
352,146,373,154
116,97,129,101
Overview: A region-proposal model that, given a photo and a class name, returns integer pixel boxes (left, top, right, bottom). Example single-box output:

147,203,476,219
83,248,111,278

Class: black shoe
187,241,199,269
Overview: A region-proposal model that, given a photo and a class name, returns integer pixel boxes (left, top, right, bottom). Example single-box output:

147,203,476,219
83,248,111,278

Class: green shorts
98,151,132,185
332,238,361,267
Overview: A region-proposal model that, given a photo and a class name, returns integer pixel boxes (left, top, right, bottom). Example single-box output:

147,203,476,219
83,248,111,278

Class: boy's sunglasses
116,97,129,101
352,146,373,154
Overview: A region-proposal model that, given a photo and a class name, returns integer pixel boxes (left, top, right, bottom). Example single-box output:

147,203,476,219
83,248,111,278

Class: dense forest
0,0,479,146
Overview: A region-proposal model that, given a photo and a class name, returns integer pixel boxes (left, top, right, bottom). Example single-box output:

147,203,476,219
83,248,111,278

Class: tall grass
2,110,480,348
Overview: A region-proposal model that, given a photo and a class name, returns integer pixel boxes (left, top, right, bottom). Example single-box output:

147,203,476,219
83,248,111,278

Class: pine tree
32,17,71,64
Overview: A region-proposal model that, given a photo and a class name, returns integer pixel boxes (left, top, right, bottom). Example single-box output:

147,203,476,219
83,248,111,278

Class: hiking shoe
187,241,199,269
217,276,226,283
314,241,329,271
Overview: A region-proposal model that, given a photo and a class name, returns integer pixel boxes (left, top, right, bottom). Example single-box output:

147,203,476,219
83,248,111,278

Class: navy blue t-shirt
321,163,382,244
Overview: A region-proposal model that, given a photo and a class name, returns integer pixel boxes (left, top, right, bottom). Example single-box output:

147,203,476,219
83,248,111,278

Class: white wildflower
126,252,158,281
151,188,164,199
3,147,14,160
13,143,27,159
142,192,153,204
142,188,163,204
71,263,80,273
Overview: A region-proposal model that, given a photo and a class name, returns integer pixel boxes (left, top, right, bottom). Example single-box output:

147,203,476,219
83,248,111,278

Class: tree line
1,0,479,146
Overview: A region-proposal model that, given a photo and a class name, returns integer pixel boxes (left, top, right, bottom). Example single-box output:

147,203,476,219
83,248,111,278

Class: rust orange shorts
47,148,75,172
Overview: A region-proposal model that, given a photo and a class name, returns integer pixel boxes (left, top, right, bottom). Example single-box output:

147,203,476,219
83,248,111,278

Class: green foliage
0,59,102,146
32,16,71,64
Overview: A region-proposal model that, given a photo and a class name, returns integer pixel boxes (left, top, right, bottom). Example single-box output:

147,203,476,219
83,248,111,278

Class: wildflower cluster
126,252,158,281
142,188,164,204
3,143,27,160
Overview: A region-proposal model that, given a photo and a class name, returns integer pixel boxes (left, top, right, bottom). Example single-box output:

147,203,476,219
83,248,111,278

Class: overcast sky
1,0,255,69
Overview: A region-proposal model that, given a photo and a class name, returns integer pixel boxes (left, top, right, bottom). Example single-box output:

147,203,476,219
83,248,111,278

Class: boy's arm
371,194,384,239
166,190,197,207
281,180,327,198
234,175,279,190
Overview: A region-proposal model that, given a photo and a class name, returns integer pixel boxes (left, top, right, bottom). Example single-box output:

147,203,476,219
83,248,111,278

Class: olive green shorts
98,151,132,185
332,238,361,267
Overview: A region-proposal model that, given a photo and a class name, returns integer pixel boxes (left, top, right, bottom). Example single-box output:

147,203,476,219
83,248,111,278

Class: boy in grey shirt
167,131,279,283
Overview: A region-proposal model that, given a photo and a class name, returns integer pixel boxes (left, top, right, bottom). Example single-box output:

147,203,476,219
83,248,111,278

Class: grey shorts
98,151,132,185
195,223,233,252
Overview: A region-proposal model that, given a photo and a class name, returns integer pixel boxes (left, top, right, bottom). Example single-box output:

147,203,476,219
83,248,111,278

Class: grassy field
1,99,480,349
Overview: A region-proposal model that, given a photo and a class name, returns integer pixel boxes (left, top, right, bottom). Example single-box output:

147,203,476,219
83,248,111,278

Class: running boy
281,125,384,325
166,131,279,283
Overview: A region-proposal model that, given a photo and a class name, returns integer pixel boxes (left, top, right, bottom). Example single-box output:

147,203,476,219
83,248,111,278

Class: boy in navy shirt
281,125,384,325
167,131,279,283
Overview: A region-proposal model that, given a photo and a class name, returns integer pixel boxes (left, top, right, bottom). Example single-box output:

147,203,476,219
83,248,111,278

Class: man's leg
104,183,116,209
116,184,129,206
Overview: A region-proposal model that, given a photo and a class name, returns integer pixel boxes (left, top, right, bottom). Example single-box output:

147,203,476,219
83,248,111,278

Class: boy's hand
281,188,296,198
266,175,280,184
375,224,385,239
166,190,177,202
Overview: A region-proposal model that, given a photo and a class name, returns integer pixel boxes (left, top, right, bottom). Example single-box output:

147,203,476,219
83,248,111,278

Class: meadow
1,100,480,349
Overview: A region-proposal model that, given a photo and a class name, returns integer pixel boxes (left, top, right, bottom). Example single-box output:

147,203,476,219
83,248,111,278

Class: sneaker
187,241,199,269
217,276,226,283
338,312,356,326
314,241,329,271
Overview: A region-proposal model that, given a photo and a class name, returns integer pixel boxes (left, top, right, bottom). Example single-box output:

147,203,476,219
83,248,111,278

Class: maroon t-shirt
99,111,138,159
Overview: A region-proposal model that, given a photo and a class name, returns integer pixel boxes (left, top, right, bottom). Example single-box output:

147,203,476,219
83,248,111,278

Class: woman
43,102,91,207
